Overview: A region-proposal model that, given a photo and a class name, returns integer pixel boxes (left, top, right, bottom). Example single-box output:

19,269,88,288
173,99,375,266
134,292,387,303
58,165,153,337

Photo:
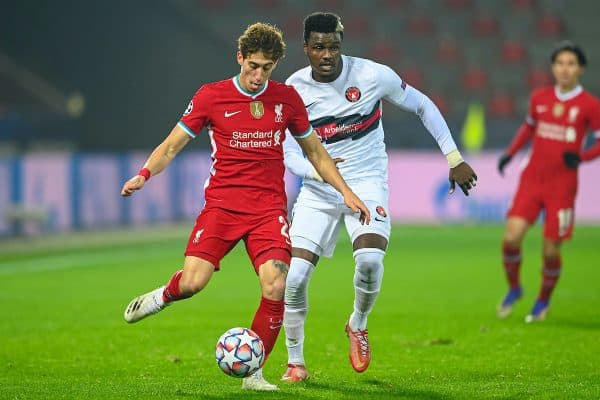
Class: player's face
551,51,583,91
304,32,343,82
237,51,278,93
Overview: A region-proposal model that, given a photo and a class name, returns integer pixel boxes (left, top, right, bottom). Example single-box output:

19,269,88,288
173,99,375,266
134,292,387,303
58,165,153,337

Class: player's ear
303,43,308,56
236,51,244,66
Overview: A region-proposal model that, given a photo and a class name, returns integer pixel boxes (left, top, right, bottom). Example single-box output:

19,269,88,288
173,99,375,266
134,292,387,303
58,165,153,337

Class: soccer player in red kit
120,23,370,391
497,41,600,323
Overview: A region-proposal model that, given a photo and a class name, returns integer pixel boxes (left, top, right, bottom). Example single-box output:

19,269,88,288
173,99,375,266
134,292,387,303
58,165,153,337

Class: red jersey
508,86,600,183
179,77,312,214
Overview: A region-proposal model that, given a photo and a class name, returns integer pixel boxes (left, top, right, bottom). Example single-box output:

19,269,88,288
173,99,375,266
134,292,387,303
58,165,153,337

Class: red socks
251,297,284,360
502,242,522,289
162,270,191,303
539,256,561,301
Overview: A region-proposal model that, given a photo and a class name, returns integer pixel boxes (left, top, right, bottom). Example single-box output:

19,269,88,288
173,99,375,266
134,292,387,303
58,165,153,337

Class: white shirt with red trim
285,55,457,197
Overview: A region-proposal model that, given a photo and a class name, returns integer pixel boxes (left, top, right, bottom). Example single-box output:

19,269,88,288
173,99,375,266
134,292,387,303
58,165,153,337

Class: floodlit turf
1,224,599,399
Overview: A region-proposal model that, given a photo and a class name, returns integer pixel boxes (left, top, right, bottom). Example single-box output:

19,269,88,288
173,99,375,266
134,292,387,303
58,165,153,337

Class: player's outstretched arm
296,132,370,224
121,124,191,196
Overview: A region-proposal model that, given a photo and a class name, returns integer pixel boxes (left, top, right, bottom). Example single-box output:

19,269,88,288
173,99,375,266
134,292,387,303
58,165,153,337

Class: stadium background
1,0,600,235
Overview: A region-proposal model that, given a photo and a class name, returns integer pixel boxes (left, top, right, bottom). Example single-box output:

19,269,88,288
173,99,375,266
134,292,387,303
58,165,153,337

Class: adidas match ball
215,327,265,378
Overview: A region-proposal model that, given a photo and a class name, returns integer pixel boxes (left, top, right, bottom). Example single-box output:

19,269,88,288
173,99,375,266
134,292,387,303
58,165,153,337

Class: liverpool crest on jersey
553,102,564,118
250,101,264,119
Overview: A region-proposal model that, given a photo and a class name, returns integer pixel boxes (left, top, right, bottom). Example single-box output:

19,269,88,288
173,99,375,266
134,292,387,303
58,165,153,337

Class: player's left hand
343,192,371,225
449,162,478,196
563,151,581,169
120,175,146,196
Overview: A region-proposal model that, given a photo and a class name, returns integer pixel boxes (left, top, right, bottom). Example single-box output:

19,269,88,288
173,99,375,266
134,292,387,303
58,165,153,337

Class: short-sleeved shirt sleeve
589,98,600,133
178,86,211,138
286,87,312,138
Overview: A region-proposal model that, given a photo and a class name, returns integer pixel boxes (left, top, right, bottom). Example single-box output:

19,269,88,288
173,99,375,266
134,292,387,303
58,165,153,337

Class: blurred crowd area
1,0,599,152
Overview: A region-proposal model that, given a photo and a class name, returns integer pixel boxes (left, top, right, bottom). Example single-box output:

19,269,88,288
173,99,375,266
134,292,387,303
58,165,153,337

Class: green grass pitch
1,224,599,399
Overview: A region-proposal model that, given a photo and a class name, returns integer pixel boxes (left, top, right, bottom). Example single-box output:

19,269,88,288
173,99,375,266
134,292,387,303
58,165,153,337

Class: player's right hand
497,154,512,176
343,192,371,225
120,175,146,196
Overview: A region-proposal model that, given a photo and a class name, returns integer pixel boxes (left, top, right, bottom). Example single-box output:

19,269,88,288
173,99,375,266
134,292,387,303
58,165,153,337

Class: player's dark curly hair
551,40,587,66
238,22,286,61
303,12,344,43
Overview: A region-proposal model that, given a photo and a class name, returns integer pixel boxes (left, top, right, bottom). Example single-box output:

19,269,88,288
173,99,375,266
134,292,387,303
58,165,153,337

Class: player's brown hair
238,23,286,61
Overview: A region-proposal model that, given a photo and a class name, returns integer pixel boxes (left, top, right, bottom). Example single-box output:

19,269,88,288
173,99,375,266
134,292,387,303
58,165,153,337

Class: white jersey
286,55,398,186
285,55,457,199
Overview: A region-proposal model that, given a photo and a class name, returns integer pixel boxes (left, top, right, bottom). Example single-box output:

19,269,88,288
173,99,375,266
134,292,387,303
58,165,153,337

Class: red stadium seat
488,92,517,117
282,16,303,37
463,67,489,91
408,15,435,36
253,0,282,9
445,0,472,10
321,0,344,10
537,14,565,37
429,92,451,116
471,14,499,37
511,0,536,11
399,65,425,88
436,39,461,64
197,0,231,10
381,0,411,11
528,66,553,89
369,40,397,63
345,15,371,35
501,40,527,63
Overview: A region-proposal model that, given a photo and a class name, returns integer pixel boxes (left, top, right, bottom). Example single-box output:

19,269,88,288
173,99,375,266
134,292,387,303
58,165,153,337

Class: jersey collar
554,84,582,102
233,75,269,98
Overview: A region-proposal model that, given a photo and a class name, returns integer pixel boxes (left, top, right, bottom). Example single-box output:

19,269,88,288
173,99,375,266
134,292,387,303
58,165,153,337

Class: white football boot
123,286,167,323
242,368,278,391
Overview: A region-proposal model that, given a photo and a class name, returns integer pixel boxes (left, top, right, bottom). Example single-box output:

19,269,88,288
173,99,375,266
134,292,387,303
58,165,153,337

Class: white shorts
289,180,390,258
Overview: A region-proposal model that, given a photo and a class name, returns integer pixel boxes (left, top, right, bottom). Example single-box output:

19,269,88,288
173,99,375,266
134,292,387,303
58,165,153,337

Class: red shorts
508,179,577,241
184,207,291,272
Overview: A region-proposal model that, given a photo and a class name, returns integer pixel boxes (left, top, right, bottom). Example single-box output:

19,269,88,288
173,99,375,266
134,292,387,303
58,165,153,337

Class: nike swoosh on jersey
536,105,548,113
304,101,317,108
374,217,385,222
224,110,242,117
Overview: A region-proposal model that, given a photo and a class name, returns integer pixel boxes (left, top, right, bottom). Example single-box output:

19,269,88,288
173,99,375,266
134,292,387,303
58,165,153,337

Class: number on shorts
557,208,573,237
278,215,291,244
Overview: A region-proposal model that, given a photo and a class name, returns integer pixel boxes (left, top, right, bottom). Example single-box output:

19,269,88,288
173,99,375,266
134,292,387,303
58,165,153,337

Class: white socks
349,248,385,331
283,257,315,365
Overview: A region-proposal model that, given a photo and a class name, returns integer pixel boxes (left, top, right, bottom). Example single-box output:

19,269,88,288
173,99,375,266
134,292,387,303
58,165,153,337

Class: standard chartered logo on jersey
230,130,282,148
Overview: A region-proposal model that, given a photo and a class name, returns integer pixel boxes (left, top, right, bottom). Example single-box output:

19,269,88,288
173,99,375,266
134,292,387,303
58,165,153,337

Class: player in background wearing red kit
497,41,600,323
120,23,370,391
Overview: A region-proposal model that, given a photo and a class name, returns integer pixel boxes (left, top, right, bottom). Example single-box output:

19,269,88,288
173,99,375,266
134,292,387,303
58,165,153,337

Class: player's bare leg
282,248,317,382
345,234,386,373
498,217,529,318
243,258,287,391
526,239,562,323
123,256,214,323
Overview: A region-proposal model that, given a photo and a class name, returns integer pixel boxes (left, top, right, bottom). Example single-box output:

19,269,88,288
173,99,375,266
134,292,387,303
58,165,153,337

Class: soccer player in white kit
281,12,478,381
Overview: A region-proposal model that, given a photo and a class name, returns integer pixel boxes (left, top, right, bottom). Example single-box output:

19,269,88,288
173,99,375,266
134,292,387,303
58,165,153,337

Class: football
215,327,265,378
